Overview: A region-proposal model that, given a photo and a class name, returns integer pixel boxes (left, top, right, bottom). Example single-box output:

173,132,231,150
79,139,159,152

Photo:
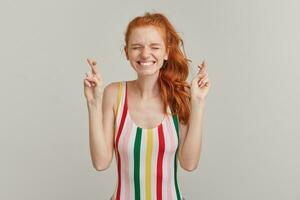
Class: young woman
84,12,211,200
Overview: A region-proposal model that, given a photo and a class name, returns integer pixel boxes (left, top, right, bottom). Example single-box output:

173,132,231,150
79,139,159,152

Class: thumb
192,74,200,84
88,76,100,86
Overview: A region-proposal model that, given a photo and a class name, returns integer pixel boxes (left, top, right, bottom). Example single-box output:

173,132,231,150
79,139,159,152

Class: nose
140,47,150,59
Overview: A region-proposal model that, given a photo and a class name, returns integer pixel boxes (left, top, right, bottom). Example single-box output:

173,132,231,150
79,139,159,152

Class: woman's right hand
83,58,103,106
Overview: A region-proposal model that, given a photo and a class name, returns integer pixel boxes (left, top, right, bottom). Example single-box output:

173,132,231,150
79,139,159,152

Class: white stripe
139,129,147,199
151,127,159,198
118,115,130,199
167,116,177,199
128,124,137,200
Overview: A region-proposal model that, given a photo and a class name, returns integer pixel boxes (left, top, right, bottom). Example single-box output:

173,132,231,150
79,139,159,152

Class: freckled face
125,26,169,76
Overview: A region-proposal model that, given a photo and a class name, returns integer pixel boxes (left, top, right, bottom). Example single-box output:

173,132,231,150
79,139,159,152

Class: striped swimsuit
111,81,184,200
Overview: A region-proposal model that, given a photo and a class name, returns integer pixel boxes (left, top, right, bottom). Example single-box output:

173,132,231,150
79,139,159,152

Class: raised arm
177,60,211,171
84,58,117,171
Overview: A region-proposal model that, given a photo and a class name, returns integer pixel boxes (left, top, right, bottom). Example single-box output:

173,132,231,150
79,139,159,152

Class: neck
133,75,160,100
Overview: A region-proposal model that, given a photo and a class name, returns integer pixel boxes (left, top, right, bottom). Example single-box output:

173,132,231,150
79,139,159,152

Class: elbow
93,160,111,171
179,152,201,172
182,164,198,172
180,161,199,172
92,157,112,171
94,164,110,171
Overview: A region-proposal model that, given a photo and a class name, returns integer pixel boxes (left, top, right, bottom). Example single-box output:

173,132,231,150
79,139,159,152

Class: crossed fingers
85,58,100,87
197,60,209,88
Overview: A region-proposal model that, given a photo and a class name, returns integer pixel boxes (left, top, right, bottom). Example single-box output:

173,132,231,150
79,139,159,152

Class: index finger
87,58,98,74
198,60,207,72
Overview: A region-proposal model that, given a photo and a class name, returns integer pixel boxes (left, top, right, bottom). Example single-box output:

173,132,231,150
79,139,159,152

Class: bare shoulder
102,81,121,115
103,81,120,96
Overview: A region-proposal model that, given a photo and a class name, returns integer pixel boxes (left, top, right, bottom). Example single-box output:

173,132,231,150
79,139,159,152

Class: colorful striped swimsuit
112,81,184,200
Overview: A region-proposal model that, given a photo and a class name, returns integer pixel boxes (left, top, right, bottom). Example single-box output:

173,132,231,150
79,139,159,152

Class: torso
112,80,184,200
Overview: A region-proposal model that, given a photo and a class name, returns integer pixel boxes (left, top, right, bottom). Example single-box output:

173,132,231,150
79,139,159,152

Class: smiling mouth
137,61,156,66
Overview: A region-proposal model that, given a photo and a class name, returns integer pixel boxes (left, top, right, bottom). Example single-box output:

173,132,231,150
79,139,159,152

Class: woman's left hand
191,60,211,102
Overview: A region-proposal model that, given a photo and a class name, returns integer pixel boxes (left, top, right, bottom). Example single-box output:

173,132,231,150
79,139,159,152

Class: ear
124,46,129,60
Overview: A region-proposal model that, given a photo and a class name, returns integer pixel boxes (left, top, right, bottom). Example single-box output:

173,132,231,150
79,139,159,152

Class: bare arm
87,83,118,171
177,60,211,171
177,100,205,171
84,58,117,171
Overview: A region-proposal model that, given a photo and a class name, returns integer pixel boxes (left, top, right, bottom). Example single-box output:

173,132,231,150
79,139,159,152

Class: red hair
124,12,191,124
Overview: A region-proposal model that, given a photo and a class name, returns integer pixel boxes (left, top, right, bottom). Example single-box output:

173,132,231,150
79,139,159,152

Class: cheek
128,51,139,58
127,54,136,61
157,52,166,60
157,48,167,56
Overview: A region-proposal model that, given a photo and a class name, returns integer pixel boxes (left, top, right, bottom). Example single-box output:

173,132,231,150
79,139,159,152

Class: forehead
128,26,165,44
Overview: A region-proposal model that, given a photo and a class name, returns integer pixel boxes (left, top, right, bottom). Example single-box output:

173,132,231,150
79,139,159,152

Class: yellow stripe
116,82,123,117
145,129,153,200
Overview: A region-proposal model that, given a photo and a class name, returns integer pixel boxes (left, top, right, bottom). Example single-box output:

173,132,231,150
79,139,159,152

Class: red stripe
156,123,165,200
116,83,128,200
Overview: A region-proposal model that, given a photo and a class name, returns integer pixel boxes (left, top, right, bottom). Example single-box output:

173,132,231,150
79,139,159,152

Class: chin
138,70,159,76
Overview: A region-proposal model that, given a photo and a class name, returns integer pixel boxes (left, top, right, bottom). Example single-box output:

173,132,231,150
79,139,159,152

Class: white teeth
139,61,155,66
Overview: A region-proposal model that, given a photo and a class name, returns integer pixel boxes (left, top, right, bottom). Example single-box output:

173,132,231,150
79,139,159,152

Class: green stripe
172,115,182,200
173,114,179,135
134,127,142,200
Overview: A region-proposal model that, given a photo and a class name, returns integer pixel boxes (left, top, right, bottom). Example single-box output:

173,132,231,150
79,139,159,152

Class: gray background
1,0,299,199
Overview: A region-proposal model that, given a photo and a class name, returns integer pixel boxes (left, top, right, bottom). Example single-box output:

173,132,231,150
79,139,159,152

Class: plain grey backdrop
1,0,299,199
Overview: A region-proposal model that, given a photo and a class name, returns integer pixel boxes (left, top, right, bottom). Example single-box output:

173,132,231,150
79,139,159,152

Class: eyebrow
130,43,162,46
